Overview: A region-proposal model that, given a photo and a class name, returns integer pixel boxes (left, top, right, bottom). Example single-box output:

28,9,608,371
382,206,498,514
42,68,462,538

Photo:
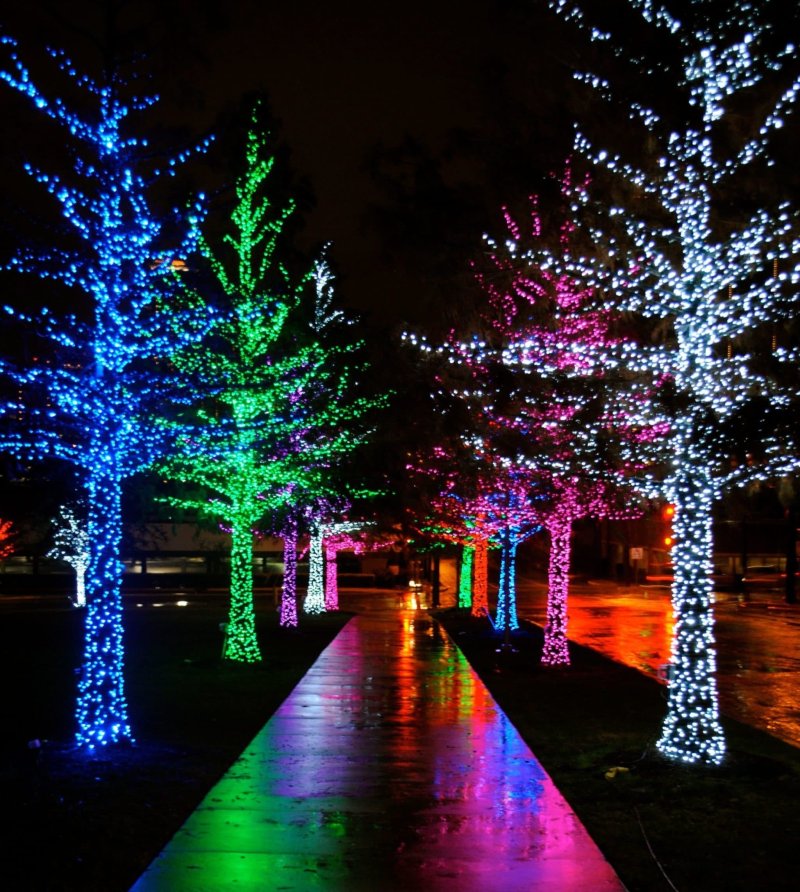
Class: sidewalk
130,602,624,891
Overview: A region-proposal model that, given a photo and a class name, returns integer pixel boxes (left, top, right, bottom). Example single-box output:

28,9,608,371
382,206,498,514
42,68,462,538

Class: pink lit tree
408,166,661,663
468,174,662,666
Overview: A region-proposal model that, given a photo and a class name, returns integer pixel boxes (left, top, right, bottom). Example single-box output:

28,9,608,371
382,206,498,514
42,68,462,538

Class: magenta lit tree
406,165,662,664
322,523,378,611
468,174,661,666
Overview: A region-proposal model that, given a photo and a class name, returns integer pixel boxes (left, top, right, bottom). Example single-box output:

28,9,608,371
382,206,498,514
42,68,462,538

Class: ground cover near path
435,608,800,892
0,599,350,891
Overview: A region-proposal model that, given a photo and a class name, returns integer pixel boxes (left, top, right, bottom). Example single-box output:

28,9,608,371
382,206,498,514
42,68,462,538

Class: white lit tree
49,503,90,608
548,0,800,764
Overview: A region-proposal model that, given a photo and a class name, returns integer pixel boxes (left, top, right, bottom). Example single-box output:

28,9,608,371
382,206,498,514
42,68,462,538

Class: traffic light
662,504,675,548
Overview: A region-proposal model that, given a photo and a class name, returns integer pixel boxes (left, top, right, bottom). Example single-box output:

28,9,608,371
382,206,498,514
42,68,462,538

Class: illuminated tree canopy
467,175,661,666
548,0,800,764
0,38,211,750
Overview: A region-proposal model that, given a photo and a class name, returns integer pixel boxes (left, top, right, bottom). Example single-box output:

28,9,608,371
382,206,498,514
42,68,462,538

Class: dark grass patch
435,607,800,892
0,600,351,892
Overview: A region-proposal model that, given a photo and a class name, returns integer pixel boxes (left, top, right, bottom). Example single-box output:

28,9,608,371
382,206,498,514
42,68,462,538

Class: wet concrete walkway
131,604,624,891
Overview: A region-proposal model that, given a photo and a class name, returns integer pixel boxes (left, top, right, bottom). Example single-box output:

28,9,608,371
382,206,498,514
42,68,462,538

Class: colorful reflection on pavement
131,601,623,891
514,581,800,750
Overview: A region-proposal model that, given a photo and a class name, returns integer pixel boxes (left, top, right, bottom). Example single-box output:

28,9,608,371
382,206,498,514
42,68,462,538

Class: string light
548,0,800,765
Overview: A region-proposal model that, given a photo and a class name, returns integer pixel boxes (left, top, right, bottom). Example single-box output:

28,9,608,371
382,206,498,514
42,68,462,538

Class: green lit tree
160,110,386,660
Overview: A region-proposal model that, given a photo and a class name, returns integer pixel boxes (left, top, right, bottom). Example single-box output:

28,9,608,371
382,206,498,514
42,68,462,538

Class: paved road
131,595,624,891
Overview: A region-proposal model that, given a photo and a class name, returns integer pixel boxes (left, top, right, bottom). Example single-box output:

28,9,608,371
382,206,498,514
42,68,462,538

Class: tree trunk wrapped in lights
458,544,474,609
541,512,574,667
548,0,800,764
279,519,299,629
472,538,489,617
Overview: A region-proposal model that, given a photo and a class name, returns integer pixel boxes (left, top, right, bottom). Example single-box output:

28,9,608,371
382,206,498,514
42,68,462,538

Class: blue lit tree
0,39,211,749
548,0,800,764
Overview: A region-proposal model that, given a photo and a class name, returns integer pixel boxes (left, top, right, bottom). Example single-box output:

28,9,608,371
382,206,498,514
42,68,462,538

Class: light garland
548,0,800,765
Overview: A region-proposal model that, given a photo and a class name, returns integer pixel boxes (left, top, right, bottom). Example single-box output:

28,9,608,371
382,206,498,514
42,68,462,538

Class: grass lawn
2,596,799,891
0,597,351,891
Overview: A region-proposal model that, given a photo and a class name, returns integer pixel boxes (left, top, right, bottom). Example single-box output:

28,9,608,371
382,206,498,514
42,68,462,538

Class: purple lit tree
549,0,800,764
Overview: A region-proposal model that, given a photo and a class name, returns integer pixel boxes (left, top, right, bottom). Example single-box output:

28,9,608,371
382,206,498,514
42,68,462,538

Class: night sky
0,0,575,332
